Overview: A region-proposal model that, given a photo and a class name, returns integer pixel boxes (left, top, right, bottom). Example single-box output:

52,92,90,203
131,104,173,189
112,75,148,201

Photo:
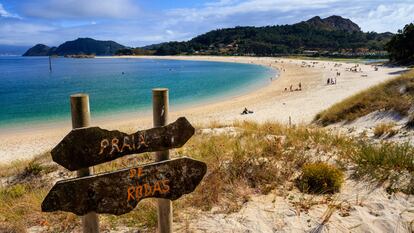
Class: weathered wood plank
42,157,206,216
51,117,195,171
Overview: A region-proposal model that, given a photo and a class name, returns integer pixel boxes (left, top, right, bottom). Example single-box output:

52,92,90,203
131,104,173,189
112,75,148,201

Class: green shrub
298,162,344,194
24,162,43,176
0,184,26,199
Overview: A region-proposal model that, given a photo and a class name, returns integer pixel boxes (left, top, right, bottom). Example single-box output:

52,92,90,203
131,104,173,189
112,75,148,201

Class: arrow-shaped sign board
51,117,195,171
42,157,206,215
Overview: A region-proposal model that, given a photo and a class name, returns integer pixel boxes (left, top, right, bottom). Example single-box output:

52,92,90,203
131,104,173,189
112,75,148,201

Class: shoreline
0,56,406,164
0,57,276,134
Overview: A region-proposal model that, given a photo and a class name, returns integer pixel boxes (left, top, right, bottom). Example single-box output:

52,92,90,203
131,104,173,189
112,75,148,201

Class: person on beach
327,78,330,85
289,85,293,91
298,82,302,90
241,107,253,115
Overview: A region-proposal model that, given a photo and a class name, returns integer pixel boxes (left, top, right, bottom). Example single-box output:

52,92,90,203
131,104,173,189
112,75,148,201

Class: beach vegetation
351,142,414,194
0,184,26,199
373,122,397,137
0,151,52,178
314,69,414,125
297,162,344,194
23,162,43,176
406,114,414,129
0,121,413,231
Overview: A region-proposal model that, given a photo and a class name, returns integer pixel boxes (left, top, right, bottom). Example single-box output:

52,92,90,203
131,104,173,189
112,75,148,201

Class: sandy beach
0,56,406,164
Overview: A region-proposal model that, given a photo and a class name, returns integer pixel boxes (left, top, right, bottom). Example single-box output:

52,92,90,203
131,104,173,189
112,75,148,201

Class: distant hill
303,15,361,33
128,15,392,57
23,38,126,56
54,38,125,56
22,44,56,56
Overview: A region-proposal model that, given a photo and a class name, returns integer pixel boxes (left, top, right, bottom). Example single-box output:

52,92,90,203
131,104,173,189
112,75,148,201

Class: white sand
175,178,414,232
0,56,406,164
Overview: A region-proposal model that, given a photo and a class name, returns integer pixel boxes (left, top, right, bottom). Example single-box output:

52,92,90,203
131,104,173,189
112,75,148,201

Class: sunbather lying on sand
241,107,254,115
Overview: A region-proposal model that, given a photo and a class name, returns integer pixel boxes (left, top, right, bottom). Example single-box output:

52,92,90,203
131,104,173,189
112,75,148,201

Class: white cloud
0,21,57,45
165,0,414,34
169,0,341,22
22,0,140,19
1,0,414,47
0,3,21,18
204,0,241,7
358,3,414,32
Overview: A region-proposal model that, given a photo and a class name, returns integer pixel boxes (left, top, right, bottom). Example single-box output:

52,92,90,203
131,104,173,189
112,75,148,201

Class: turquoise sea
0,57,275,128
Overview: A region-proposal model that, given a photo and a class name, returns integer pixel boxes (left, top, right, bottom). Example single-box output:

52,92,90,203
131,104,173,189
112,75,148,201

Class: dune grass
0,120,413,231
351,142,414,194
177,121,355,212
0,121,353,232
314,69,414,126
373,122,397,137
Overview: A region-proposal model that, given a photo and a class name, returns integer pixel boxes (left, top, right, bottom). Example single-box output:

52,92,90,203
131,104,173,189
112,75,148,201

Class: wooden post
152,88,172,233
49,56,52,72
70,94,100,233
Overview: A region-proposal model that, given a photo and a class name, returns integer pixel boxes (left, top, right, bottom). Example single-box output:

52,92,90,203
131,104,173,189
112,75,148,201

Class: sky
0,0,413,48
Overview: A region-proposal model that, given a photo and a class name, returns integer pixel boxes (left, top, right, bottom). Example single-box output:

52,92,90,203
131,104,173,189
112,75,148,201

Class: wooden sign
51,117,195,171
42,157,206,215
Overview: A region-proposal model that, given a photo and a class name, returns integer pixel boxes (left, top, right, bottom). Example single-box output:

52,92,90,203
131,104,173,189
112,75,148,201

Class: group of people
327,77,337,85
347,64,362,72
285,82,302,92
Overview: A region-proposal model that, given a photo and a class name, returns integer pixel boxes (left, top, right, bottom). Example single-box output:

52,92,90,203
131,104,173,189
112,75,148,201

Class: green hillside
124,15,392,57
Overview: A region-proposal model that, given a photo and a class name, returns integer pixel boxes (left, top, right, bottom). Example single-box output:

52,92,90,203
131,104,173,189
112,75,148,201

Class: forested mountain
124,15,392,57
304,16,361,32
23,38,126,56
24,16,395,58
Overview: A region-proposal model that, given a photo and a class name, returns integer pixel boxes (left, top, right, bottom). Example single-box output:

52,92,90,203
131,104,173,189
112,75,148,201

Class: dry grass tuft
406,113,414,128
373,122,397,137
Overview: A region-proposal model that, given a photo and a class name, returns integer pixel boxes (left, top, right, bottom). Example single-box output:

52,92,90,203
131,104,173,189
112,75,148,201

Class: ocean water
0,57,275,128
